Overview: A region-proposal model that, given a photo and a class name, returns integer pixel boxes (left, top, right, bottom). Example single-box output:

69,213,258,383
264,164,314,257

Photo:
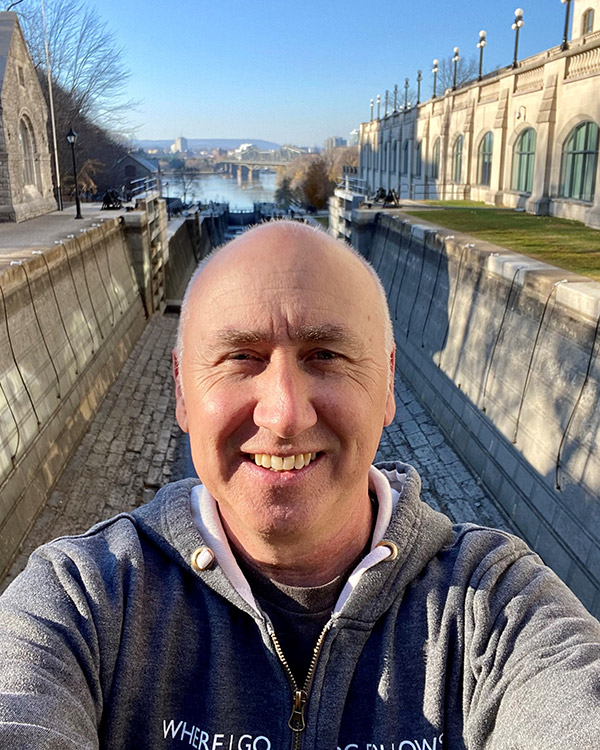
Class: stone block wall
353,209,600,617
0,218,146,578
165,210,228,303
0,14,56,222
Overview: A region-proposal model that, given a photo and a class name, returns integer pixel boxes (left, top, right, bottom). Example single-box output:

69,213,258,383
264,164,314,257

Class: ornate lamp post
384,90,389,117
452,47,460,90
404,77,409,108
370,98,374,120
65,127,82,220
432,59,439,98
512,8,525,68
561,0,572,50
393,84,399,112
416,69,422,104
376,94,381,119
477,30,487,80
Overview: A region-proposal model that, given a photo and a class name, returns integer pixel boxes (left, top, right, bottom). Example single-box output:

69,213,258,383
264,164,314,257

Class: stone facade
358,0,600,228
0,12,56,222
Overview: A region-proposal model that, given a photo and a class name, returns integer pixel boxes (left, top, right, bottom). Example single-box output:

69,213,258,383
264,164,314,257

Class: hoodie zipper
268,620,332,750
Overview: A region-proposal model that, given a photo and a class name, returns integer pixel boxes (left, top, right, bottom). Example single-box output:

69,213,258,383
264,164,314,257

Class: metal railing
130,176,159,197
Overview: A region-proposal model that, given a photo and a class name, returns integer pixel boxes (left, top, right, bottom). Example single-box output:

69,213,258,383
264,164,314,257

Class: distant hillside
135,138,282,151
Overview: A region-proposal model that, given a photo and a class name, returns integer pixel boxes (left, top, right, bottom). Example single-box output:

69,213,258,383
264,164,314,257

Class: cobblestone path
1,312,511,590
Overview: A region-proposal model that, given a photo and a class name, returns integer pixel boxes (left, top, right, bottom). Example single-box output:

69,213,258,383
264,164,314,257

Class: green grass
404,207,600,282
420,199,488,208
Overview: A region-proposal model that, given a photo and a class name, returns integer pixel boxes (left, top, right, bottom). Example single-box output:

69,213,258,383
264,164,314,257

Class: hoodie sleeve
461,531,600,749
0,522,138,750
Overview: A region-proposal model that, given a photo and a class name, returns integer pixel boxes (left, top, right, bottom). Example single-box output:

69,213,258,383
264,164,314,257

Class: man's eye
312,350,338,360
227,352,258,361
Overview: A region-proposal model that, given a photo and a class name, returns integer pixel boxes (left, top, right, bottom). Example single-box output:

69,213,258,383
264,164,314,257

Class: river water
164,171,277,210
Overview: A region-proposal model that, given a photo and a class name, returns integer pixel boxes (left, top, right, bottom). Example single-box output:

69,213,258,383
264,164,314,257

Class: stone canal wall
353,210,600,616
165,211,228,303
0,219,146,579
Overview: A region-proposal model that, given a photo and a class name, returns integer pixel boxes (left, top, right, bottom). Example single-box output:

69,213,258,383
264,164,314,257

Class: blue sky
88,0,571,148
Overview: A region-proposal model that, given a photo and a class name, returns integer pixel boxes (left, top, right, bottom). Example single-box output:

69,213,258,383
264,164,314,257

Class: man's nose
253,358,318,439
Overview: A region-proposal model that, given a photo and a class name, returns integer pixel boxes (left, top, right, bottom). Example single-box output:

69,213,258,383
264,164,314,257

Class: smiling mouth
248,452,318,472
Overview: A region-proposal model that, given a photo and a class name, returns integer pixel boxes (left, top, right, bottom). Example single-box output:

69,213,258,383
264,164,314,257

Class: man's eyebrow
212,325,360,347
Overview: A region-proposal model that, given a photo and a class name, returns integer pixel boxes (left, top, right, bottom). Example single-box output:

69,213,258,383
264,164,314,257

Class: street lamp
417,70,422,104
376,93,381,119
512,8,524,68
165,181,170,220
452,47,460,90
477,30,487,80
393,84,399,112
65,127,82,220
370,97,374,120
385,90,389,117
561,0,572,51
432,59,439,98
404,77,409,108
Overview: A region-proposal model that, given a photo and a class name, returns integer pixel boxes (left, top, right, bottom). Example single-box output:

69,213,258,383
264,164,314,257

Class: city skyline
89,0,576,147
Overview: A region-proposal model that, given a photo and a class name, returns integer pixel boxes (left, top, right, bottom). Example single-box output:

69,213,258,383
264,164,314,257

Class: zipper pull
288,689,307,732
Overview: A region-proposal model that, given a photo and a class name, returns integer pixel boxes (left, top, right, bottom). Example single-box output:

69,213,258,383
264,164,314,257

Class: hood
132,462,454,624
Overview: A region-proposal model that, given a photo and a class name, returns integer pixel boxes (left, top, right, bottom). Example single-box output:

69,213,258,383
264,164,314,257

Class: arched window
511,128,537,193
18,117,36,187
415,141,422,177
402,141,409,174
560,121,599,202
582,8,595,34
452,135,463,183
431,138,440,180
477,132,493,186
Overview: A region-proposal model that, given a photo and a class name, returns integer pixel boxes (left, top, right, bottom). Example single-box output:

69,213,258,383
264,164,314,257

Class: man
0,221,599,749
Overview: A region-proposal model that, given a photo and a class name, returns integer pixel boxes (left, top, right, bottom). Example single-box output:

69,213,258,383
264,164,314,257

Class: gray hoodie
0,462,598,750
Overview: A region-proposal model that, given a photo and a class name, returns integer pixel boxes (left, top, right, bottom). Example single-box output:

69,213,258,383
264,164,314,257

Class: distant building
170,136,188,154
0,12,56,221
113,152,159,196
325,136,347,151
348,129,359,147
358,0,600,228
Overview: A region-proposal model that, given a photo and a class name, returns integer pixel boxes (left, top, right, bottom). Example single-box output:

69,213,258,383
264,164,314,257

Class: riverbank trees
278,147,358,210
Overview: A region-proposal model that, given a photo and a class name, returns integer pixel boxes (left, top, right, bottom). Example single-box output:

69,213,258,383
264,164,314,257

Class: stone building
0,12,56,222
357,0,600,228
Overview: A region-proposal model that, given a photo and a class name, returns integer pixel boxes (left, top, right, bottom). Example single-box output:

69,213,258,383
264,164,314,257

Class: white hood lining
190,465,404,618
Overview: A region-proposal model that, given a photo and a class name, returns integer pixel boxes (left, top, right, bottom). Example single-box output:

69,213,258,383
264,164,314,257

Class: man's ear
172,349,189,433
384,347,396,427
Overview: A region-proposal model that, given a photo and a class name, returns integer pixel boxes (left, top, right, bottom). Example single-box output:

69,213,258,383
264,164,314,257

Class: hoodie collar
133,462,454,623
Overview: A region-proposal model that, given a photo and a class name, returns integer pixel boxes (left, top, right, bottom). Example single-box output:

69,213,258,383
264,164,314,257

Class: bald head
176,221,394,366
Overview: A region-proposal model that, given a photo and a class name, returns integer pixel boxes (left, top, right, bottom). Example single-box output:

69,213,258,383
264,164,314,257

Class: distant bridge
215,145,305,182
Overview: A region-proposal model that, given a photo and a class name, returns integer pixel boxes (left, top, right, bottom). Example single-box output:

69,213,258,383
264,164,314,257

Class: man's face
174,225,395,547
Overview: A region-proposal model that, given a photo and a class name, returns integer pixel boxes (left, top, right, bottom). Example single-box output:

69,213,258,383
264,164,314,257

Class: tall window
582,8,595,34
452,135,463,183
477,132,493,186
511,128,537,193
415,141,422,177
393,141,398,173
560,121,599,202
402,140,409,174
18,117,36,187
431,138,440,180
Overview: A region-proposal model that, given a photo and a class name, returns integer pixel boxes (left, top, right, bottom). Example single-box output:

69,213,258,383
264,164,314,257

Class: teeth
250,453,318,472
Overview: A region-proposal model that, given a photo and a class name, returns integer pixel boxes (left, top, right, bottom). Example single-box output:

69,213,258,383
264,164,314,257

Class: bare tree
174,165,200,206
6,0,133,129
435,54,479,93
